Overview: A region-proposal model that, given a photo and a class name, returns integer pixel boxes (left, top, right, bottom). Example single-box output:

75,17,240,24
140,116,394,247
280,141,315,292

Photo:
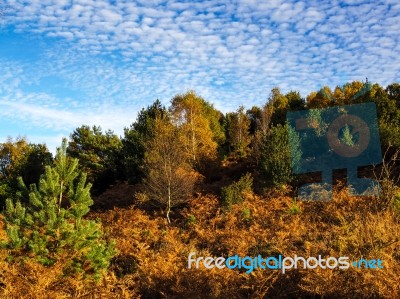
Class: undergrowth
0,183,398,298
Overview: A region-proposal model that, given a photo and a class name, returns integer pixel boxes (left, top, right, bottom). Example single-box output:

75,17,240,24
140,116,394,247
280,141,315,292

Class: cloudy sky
0,0,399,152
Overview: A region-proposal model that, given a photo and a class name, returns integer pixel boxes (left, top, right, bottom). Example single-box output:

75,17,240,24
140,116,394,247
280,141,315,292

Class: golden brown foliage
0,137,30,179
143,118,199,223
170,91,218,165
0,184,399,298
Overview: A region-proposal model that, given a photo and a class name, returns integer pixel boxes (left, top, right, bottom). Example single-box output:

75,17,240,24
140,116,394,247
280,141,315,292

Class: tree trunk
166,181,171,224
190,107,196,162
58,180,64,214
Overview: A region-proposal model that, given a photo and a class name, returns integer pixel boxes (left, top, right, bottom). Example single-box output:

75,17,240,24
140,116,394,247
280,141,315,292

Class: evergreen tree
386,83,400,106
67,125,123,194
259,124,301,187
1,139,115,280
286,90,305,111
122,99,168,183
247,104,273,164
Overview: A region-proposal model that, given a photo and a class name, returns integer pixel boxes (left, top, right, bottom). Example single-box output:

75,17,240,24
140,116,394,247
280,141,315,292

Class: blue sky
0,0,400,153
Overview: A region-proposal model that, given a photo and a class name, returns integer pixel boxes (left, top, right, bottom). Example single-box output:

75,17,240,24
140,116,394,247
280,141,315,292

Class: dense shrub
259,124,301,187
220,173,253,208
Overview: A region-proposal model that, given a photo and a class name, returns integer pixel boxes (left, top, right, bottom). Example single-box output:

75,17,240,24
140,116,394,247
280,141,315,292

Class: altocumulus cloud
0,0,399,151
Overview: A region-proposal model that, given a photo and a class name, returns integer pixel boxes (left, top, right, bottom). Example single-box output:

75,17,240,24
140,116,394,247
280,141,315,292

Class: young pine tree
1,139,115,280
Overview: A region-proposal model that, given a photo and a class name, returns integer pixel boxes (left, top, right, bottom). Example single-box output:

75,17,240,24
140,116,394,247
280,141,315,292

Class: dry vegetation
2,87,400,298
0,178,399,298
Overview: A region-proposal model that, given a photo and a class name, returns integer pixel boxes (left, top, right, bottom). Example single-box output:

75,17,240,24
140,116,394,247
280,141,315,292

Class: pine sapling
0,139,115,280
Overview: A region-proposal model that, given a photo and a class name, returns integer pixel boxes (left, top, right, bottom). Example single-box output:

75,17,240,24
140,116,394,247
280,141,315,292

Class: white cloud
0,0,398,147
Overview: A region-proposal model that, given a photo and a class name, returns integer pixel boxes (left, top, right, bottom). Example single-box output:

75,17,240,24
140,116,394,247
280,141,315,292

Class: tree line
1,81,400,278
2,82,400,210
